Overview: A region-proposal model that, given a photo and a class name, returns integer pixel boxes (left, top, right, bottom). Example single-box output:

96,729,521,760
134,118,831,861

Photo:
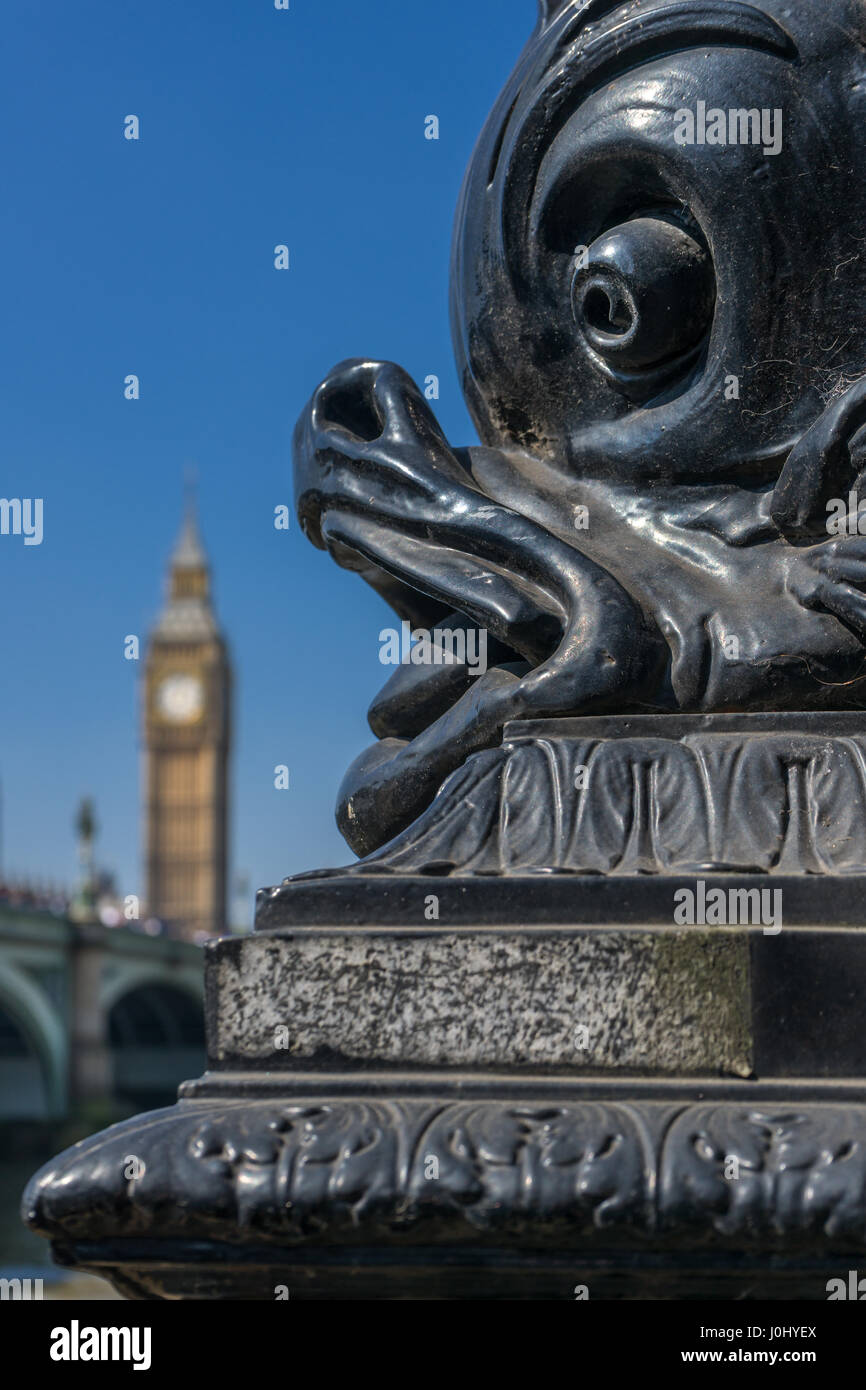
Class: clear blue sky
0,0,532,924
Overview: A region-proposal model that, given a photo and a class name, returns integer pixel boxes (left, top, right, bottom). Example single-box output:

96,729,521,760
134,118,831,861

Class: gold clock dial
156,673,204,724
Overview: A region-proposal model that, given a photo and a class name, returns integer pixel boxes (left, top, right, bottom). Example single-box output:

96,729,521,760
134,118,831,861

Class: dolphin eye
571,215,715,389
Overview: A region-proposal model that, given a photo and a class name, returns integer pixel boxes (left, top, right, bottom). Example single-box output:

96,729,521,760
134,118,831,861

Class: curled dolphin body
294,0,866,856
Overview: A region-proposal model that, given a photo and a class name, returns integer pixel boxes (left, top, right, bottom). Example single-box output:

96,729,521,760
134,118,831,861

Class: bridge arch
101,964,202,1016
106,977,204,1109
0,960,66,1119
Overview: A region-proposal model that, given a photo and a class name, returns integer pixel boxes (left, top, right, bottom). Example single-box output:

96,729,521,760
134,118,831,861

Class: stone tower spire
143,495,231,941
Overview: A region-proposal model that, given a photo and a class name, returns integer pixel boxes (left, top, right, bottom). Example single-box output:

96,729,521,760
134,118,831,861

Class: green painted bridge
0,905,205,1121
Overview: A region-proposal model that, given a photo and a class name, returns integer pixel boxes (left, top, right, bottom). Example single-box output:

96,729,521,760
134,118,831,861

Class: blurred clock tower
144,503,231,941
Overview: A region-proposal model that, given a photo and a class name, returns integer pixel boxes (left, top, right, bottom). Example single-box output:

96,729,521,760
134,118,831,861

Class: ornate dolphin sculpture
294,0,866,856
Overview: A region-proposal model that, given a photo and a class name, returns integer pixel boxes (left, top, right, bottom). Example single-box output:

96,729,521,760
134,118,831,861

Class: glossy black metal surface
294,0,866,856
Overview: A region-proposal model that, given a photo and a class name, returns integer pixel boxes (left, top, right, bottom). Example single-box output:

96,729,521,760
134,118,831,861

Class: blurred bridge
0,900,204,1122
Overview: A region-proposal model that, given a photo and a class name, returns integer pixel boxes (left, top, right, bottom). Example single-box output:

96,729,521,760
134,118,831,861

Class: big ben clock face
156,673,204,724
